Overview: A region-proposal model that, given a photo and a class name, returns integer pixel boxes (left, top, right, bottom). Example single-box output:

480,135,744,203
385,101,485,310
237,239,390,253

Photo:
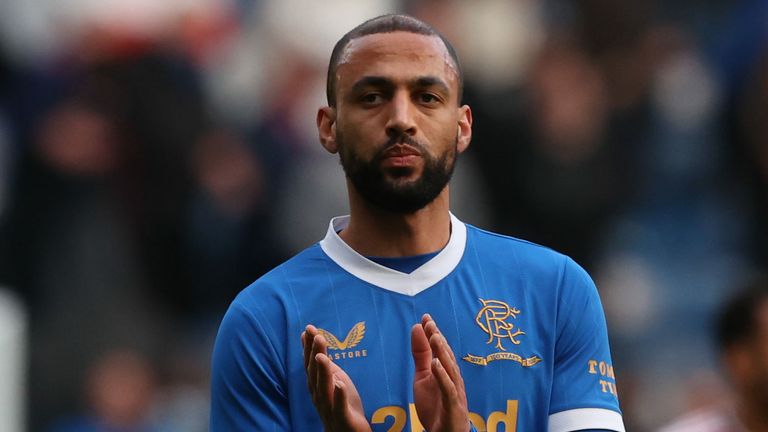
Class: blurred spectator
149,332,213,432
0,42,215,429
596,26,751,430
184,127,286,314
469,37,636,270
2,91,164,430
50,349,158,432
0,0,766,431
658,278,768,432
737,49,768,266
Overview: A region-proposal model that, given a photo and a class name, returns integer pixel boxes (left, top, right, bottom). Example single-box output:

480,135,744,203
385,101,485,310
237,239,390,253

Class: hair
326,14,463,107
716,278,768,351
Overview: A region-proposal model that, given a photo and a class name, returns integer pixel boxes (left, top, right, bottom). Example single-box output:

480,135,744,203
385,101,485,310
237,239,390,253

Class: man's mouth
382,144,422,158
380,144,422,168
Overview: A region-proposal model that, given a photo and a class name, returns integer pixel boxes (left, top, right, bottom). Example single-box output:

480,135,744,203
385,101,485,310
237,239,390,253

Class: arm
548,258,625,432
210,303,290,430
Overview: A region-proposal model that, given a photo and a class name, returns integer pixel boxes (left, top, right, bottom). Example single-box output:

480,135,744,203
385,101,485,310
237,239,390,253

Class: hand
411,314,470,432
302,325,372,432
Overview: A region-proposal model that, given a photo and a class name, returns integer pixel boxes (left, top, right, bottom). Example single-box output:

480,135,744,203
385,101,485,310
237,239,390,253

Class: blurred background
0,0,765,430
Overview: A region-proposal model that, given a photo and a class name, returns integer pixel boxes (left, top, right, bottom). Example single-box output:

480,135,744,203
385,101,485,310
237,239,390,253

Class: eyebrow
412,76,450,95
349,75,451,96
350,76,394,94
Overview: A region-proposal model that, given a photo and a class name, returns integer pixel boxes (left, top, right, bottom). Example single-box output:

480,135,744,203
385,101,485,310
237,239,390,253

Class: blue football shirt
210,214,625,431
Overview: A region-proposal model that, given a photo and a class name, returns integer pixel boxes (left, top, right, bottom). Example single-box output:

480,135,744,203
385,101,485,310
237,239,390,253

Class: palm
325,361,370,432
414,371,449,430
411,316,469,432
303,327,371,432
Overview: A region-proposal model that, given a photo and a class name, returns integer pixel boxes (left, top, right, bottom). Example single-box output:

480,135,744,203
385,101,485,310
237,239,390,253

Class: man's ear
457,105,472,153
317,106,338,154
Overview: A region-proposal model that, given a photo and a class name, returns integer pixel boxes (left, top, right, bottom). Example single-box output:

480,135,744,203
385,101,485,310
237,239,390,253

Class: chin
383,167,421,182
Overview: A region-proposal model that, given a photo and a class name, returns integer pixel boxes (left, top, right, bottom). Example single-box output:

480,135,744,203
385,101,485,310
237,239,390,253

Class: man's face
320,31,471,213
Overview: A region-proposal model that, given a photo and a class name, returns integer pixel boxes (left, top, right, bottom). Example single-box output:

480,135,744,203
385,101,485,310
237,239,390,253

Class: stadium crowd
0,0,766,430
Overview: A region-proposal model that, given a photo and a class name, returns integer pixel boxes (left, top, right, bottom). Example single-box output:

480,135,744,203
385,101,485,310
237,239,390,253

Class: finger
332,381,350,428
307,334,328,394
430,332,463,386
411,323,433,376
431,357,458,405
306,351,317,395
441,332,458,365
302,331,311,371
422,315,442,344
303,325,318,372
423,317,458,365
315,353,335,413
421,313,432,327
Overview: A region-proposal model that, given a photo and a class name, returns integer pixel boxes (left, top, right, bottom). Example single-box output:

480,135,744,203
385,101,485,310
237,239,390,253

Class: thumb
411,323,432,376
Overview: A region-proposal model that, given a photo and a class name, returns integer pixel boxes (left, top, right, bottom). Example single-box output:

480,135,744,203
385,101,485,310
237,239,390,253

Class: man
210,14,624,431
659,281,768,432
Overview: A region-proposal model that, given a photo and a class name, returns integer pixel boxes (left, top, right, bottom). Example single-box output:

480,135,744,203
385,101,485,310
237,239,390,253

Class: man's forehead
336,32,458,82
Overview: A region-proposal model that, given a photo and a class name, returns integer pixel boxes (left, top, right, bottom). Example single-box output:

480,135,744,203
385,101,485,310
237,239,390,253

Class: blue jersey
210,215,625,431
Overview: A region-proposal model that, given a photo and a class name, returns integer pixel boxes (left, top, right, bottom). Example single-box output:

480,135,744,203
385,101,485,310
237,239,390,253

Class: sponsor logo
317,321,368,360
588,359,618,397
372,400,518,432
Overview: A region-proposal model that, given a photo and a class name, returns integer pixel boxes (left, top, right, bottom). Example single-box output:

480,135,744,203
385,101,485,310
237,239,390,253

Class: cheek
423,116,459,147
336,120,376,159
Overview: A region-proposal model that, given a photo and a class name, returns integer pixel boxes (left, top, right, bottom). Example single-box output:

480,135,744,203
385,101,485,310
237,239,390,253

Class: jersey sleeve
210,301,290,431
548,257,625,432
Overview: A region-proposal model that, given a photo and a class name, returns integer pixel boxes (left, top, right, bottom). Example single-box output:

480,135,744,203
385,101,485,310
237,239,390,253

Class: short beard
338,131,457,214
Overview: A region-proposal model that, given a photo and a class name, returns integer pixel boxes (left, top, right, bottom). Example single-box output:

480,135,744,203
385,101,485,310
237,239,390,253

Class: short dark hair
717,278,768,351
326,14,463,107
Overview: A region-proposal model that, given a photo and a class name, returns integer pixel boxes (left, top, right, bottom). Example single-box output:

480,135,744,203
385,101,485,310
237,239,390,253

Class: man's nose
385,91,417,137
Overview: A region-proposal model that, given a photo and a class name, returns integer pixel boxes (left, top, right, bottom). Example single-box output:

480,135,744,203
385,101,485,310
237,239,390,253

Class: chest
286,275,558,428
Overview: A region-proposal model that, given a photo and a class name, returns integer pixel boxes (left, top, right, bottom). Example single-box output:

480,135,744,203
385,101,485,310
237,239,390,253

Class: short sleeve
210,302,290,431
548,258,625,432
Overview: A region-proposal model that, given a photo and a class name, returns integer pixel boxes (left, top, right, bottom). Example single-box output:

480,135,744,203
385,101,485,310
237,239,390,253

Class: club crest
463,299,541,368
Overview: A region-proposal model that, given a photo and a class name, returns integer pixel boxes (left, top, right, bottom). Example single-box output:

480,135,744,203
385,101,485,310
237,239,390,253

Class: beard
337,130,457,214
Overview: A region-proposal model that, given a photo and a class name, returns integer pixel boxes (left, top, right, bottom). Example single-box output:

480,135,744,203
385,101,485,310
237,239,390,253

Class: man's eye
360,93,384,104
418,93,440,105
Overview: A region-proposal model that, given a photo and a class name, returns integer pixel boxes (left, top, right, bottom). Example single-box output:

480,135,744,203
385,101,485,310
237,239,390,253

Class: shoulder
466,224,566,261
213,246,329,365
464,224,584,279
463,224,598,318
231,243,328,309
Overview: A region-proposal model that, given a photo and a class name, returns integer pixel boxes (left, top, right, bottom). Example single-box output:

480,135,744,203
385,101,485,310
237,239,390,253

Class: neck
339,184,452,257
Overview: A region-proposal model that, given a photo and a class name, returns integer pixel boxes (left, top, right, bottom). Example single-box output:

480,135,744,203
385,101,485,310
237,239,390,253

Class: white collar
319,213,467,296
